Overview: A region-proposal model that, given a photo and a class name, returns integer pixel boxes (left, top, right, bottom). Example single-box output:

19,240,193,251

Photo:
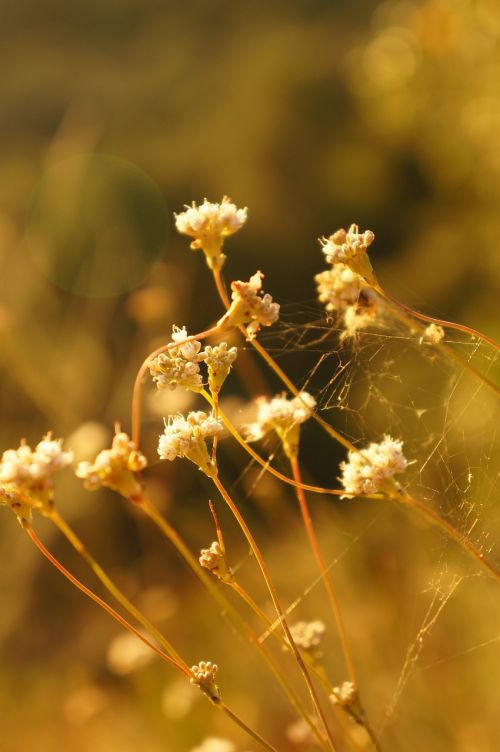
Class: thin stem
137,493,328,748
218,701,279,752
395,493,500,583
212,473,337,751
374,282,500,353
290,457,357,683
48,509,188,671
201,389,359,498
291,458,382,751
26,526,189,677
212,268,357,453
131,325,221,447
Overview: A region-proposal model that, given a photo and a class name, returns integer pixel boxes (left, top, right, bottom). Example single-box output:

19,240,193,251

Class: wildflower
420,323,445,345
76,428,147,501
289,620,326,652
340,435,407,496
341,302,378,340
199,541,232,582
330,681,358,713
191,738,235,752
190,660,220,701
175,197,247,271
0,433,73,522
245,391,316,459
200,342,238,396
149,326,205,393
218,271,280,340
320,224,376,283
158,411,222,477
315,264,367,312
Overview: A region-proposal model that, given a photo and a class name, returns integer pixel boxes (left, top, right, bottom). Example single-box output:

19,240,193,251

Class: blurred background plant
1,1,500,750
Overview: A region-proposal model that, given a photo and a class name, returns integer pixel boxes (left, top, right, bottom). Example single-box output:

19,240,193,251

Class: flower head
320,224,376,283
315,263,379,338
199,541,231,582
289,620,326,652
218,271,279,340
175,197,247,271
200,342,238,395
245,391,316,459
190,660,220,701
76,428,147,500
339,435,407,496
158,411,222,477
149,326,205,393
420,323,445,345
0,433,73,522
330,681,358,709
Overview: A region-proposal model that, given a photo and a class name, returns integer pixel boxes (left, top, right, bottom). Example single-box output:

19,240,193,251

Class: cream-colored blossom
175,197,247,270
340,435,407,496
200,342,237,395
341,303,378,340
330,680,358,709
320,224,376,282
158,411,222,477
190,660,220,701
420,323,445,345
76,429,147,500
149,326,205,392
199,541,231,582
218,271,279,340
290,620,326,651
315,264,366,312
245,391,316,458
0,433,73,521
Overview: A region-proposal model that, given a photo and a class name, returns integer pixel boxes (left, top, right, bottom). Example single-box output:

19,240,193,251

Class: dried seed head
218,271,280,340
190,660,220,701
245,391,316,459
158,411,222,477
340,435,407,496
175,197,247,271
76,428,147,501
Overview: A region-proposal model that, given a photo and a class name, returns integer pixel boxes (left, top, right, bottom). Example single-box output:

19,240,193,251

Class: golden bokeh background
1,2,500,751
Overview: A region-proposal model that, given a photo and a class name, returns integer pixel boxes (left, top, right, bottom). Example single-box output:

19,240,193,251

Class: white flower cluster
340,435,407,496
199,541,230,581
289,620,326,651
0,434,73,487
245,391,316,459
330,680,357,708
320,225,375,266
190,660,220,700
158,411,222,477
218,271,280,340
175,197,247,270
149,327,238,396
420,322,445,345
76,430,147,500
202,342,238,395
149,326,205,393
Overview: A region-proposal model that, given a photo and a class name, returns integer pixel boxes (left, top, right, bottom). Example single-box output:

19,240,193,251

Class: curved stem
131,325,221,447
374,283,500,353
137,493,328,749
395,493,500,583
48,509,188,671
211,474,337,751
26,526,189,676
